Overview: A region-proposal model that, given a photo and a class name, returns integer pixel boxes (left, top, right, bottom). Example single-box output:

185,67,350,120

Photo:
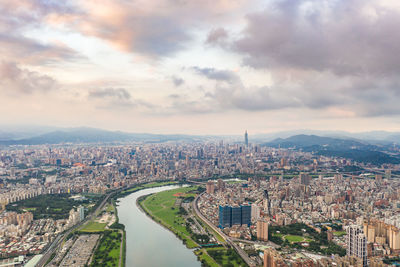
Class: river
116,185,201,267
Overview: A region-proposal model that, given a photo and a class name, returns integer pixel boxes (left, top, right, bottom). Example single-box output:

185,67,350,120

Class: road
35,191,114,267
192,193,256,267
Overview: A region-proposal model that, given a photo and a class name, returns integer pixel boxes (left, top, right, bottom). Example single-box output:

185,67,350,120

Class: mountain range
265,134,400,165
0,125,399,146
0,127,210,145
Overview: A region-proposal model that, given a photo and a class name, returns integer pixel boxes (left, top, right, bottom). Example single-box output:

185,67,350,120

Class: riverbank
137,186,199,249
136,186,249,267
117,185,200,266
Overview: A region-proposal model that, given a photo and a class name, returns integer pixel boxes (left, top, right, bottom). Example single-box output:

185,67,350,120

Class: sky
1,0,400,135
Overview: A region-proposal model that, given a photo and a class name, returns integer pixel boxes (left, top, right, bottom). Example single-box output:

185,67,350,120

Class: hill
265,134,400,165
0,127,206,145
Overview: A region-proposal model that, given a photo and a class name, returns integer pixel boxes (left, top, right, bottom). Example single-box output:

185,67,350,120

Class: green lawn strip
195,248,220,267
140,187,199,249
284,235,305,243
206,247,246,267
91,230,121,267
333,231,346,237
79,221,107,233
106,203,115,213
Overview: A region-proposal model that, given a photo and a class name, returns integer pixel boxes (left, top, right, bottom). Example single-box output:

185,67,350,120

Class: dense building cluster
0,139,399,265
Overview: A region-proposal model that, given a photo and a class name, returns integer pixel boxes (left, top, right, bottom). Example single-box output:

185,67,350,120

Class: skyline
1,0,400,134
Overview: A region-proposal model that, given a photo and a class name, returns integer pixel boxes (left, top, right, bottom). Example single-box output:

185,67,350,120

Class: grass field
140,186,199,249
284,235,305,243
273,233,311,243
106,203,115,213
79,221,107,233
91,230,121,267
333,231,346,237
195,249,220,267
206,247,246,267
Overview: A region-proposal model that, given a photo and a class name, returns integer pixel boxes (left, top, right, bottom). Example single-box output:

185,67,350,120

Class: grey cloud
123,16,190,57
0,61,58,94
171,76,184,87
234,0,400,75
88,87,155,110
206,28,228,45
0,34,80,65
171,65,400,117
0,1,80,65
191,67,240,83
89,88,131,100
0,1,77,32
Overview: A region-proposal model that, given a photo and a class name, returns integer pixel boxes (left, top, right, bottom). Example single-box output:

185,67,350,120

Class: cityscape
2,0,400,266
0,130,400,266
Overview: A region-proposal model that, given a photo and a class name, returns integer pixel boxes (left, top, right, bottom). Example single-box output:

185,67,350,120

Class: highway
35,191,114,267
192,193,256,267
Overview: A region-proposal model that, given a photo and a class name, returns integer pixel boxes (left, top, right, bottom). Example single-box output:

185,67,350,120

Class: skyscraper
219,205,232,228
231,206,242,225
241,205,251,226
206,180,215,194
218,205,252,228
244,130,248,147
78,206,85,221
257,220,269,241
299,173,310,185
346,225,367,267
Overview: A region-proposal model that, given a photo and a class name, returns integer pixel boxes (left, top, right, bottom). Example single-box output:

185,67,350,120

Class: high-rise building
346,225,367,267
299,173,310,185
78,206,85,221
263,249,287,267
232,206,242,225
363,219,400,250
241,205,251,226
218,205,252,228
385,169,392,180
257,220,269,241
217,179,225,191
244,130,249,147
206,180,215,194
251,203,260,221
219,205,232,228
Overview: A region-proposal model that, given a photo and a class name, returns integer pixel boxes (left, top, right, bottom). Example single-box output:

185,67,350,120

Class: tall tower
244,130,249,147
347,225,367,267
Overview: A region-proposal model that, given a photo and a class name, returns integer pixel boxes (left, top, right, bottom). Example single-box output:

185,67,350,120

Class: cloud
0,0,76,31
191,67,239,83
180,64,400,117
43,0,247,58
0,34,80,65
206,28,229,45
171,76,185,87
233,0,400,75
0,61,58,94
88,87,153,110
89,88,131,100
0,1,80,65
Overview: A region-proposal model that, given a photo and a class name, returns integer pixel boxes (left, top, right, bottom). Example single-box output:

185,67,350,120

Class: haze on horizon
1,0,400,135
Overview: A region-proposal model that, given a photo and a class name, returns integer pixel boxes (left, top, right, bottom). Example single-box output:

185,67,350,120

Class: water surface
117,185,200,267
